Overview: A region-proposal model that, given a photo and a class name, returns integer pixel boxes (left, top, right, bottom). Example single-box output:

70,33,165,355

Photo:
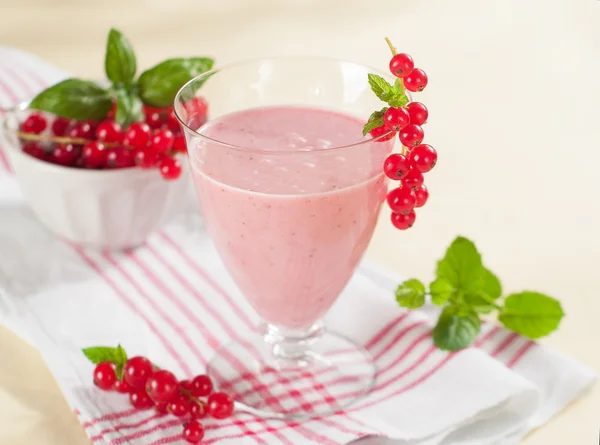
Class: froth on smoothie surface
193,106,392,195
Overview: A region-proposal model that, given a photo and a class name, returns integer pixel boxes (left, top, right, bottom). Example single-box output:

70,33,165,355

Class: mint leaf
436,236,484,295
481,267,502,299
362,107,388,136
82,345,128,366
429,277,456,306
29,79,112,120
388,79,409,108
395,279,426,309
105,29,136,85
139,57,214,108
433,305,481,351
463,268,503,314
367,74,395,103
114,344,128,381
499,292,564,339
114,88,143,127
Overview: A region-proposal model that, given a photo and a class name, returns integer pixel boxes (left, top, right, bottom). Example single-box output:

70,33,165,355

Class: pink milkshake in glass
175,59,395,420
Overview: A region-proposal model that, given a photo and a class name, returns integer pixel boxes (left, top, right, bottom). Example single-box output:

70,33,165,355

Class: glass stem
261,320,325,369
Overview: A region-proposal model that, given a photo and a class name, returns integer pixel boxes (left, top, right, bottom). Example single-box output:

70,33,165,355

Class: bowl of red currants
1,28,214,250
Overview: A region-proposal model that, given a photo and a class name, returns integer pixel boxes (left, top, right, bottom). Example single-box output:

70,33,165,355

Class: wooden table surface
0,0,598,443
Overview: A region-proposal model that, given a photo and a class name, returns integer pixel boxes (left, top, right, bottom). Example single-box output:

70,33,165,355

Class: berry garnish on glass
363,37,437,230
83,344,234,444
18,29,214,181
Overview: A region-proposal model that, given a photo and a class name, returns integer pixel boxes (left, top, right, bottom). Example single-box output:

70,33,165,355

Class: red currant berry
22,142,46,160
134,147,161,168
95,120,123,143
155,403,168,415
146,112,164,130
391,210,416,230
191,374,213,398
114,379,132,394
159,157,182,180
167,394,191,417
150,129,174,152
409,144,437,173
190,400,208,419
369,126,395,142
129,388,155,410
183,97,208,117
387,186,416,214
207,392,234,419
383,154,410,180
123,122,151,150
107,102,117,120
173,135,187,154
146,370,179,404
414,184,429,208
389,53,414,78
167,108,182,134
93,362,116,391
68,121,95,139
21,113,47,134
123,356,154,389
106,147,135,169
383,107,410,132
401,168,424,190
399,124,424,147
405,102,428,126
183,420,205,444
51,117,71,136
50,143,79,167
179,379,194,392
404,68,428,92
81,142,107,169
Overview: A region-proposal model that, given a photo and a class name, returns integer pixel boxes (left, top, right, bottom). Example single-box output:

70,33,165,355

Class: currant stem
17,131,119,147
385,37,398,56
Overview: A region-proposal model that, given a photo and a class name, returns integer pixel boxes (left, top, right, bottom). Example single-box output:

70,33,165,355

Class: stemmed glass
174,58,395,420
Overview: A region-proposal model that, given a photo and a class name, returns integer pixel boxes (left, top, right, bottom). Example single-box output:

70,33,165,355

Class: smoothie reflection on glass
174,58,395,420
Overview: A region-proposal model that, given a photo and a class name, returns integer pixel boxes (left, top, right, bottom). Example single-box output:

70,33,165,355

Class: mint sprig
363,74,409,135
83,344,128,380
29,28,214,127
396,236,565,350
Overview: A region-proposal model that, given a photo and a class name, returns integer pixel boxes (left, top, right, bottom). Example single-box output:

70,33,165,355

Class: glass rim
173,56,397,155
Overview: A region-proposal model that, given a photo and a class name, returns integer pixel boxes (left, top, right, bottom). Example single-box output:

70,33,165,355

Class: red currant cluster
370,40,437,230
18,97,207,181
93,356,232,444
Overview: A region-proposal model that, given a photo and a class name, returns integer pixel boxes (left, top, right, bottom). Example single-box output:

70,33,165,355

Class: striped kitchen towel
0,47,595,445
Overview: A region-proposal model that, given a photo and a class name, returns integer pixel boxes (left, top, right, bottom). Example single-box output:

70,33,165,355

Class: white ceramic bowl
2,103,189,250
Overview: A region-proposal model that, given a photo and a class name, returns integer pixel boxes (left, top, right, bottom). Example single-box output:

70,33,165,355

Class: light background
0,0,598,443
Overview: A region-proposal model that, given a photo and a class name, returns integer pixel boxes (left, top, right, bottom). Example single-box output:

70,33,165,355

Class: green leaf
395,279,426,309
463,268,503,314
436,236,485,295
29,79,113,120
138,57,214,108
482,267,502,299
433,305,481,350
388,79,409,107
114,344,128,381
499,292,564,339
362,107,388,136
105,28,137,85
114,88,143,127
429,277,456,306
82,345,128,366
367,74,395,103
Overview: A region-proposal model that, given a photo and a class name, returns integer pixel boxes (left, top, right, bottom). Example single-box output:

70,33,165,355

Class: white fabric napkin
0,48,595,445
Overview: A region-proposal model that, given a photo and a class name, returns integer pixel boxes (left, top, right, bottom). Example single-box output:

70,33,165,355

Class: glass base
207,327,375,420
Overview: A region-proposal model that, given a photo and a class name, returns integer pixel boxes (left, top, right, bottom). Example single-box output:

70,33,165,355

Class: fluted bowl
2,102,189,250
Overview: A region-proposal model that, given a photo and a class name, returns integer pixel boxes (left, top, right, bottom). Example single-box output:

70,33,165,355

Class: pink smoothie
190,106,392,329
